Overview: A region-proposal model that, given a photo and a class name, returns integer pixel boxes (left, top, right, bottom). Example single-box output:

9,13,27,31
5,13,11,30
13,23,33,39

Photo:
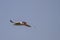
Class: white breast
20,22,23,24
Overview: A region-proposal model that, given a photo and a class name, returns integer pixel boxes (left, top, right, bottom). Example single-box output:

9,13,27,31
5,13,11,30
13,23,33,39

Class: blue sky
0,0,60,40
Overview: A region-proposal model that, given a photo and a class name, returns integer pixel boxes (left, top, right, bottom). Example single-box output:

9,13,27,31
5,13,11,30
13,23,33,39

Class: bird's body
10,20,31,27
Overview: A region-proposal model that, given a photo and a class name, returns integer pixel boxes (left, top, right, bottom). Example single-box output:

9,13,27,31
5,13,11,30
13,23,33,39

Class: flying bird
10,20,31,27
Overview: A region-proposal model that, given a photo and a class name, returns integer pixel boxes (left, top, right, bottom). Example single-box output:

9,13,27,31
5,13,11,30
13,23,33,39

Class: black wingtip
10,20,14,23
26,25,31,27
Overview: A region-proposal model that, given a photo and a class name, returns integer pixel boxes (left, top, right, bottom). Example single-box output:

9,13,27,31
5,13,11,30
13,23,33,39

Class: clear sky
0,0,60,40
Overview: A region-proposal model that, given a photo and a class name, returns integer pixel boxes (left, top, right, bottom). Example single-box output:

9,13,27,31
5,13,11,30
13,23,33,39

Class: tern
10,20,31,27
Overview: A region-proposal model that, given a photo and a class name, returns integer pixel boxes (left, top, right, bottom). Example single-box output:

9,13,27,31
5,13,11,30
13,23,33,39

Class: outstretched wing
25,25,31,27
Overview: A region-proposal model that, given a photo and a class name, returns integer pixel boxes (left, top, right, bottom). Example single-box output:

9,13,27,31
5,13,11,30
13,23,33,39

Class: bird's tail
10,20,14,23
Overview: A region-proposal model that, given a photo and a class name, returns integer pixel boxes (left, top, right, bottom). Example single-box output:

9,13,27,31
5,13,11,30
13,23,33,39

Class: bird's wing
25,25,31,27
10,20,14,23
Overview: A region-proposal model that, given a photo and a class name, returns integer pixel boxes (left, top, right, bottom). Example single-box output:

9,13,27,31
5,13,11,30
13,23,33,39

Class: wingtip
10,20,14,23
26,25,31,27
